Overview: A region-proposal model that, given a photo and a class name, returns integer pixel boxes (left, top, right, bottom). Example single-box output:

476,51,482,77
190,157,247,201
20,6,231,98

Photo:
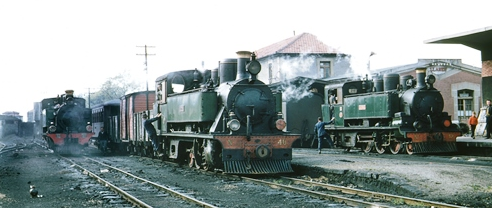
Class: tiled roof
255,33,340,58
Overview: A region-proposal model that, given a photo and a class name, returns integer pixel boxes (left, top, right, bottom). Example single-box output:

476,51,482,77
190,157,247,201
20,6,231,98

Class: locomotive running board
413,142,457,153
223,160,293,174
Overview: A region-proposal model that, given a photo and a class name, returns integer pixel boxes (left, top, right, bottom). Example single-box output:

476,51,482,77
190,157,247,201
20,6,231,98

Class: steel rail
280,176,467,208
61,156,153,208
293,152,492,169
0,142,5,151
240,176,393,208
84,157,219,208
0,143,26,154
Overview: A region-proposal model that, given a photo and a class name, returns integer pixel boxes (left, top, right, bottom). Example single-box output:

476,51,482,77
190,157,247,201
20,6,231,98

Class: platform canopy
424,26,492,51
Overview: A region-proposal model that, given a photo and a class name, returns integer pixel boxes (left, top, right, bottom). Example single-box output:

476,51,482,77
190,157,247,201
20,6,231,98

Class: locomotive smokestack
219,58,237,84
65,90,74,97
236,51,252,80
415,68,427,89
211,67,218,86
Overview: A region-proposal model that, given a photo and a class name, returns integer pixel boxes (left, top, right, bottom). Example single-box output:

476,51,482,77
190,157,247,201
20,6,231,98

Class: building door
457,89,474,123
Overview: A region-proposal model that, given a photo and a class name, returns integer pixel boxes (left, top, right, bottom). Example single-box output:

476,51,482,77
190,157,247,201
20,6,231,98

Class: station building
425,26,492,107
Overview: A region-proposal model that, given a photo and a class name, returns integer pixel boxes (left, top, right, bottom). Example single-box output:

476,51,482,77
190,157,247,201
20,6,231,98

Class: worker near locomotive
96,127,110,153
314,116,335,154
142,112,162,157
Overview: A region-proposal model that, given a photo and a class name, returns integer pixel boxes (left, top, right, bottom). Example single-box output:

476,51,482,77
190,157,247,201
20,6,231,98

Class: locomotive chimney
219,58,237,84
415,68,427,89
65,90,74,97
211,67,218,86
236,51,252,80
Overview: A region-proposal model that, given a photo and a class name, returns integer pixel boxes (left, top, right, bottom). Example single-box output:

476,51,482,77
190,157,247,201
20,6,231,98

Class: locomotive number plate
358,105,366,110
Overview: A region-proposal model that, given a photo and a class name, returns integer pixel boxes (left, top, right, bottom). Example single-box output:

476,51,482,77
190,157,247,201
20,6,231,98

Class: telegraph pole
88,88,91,108
136,45,155,111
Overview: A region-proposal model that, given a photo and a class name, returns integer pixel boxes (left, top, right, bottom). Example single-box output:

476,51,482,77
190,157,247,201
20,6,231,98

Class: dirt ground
0,136,343,208
2,134,492,207
292,147,492,207
0,136,105,208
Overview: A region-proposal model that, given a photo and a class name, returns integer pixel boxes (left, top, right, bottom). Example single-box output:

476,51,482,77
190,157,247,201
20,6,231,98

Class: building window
457,89,473,122
319,61,331,78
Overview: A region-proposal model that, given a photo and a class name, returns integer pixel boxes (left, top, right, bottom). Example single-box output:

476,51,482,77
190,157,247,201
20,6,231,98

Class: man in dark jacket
314,117,335,154
486,99,492,139
143,113,162,155
97,127,110,153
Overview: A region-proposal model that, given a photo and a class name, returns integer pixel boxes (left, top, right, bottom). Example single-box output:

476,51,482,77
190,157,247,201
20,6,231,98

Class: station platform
457,135,492,148
456,135,492,156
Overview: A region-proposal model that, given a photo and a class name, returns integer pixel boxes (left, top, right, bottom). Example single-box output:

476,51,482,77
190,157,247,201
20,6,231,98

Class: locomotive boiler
127,51,299,174
41,90,93,154
322,68,461,154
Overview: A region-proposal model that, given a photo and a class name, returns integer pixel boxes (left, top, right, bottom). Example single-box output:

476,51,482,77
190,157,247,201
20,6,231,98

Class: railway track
294,150,492,169
239,175,466,208
61,156,218,208
0,143,26,154
58,151,473,207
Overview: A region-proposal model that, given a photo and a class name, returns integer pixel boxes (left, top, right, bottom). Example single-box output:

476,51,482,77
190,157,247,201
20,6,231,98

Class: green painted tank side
166,91,217,122
344,93,398,119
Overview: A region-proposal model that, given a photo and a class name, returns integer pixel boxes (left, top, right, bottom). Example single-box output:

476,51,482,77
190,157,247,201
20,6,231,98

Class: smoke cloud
279,78,315,103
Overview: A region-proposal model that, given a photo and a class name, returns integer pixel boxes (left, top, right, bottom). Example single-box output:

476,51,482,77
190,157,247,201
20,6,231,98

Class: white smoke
279,78,315,103
277,53,317,80
341,49,377,80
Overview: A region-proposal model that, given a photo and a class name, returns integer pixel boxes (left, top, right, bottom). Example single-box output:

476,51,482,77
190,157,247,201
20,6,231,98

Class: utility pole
136,45,156,111
88,88,91,108
368,51,376,71
87,88,99,108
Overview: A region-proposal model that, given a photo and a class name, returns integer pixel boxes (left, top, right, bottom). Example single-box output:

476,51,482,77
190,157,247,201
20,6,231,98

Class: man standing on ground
468,111,478,139
97,127,110,153
486,99,492,139
314,117,335,154
143,112,162,155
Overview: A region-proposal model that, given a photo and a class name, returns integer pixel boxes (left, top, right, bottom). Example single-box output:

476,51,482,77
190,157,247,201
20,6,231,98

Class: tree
88,72,143,107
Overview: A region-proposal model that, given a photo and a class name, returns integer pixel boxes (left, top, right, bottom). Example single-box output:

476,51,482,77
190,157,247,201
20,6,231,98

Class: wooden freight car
120,91,155,155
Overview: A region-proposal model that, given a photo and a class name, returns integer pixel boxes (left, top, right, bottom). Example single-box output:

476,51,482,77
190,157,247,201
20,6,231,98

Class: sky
1,0,490,121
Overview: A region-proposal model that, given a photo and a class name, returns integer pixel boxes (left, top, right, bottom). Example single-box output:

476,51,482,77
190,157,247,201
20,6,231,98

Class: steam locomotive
119,51,299,174
323,68,461,154
41,90,93,154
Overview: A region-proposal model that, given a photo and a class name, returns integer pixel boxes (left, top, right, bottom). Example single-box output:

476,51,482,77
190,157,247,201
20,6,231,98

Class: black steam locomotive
121,51,299,174
323,68,461,154
41,90,93,154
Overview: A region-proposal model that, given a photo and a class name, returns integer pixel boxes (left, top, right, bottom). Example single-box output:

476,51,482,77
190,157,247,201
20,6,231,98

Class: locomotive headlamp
443,119,451,127
426,75,436,85
227,119,241,131
49,125,56,133
246,60,261,75
275,119,287,131
86,125,93,132
413,121,422,130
